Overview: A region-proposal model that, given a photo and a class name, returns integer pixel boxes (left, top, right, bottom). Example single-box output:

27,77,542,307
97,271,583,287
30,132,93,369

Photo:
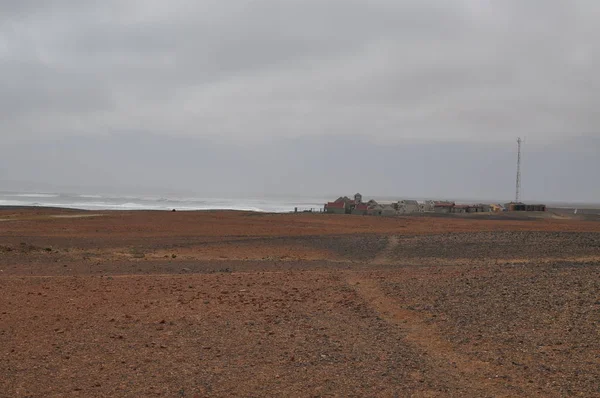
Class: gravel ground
1,272,451,397
380,263,600,397
1,210,600,397
391,231,600,261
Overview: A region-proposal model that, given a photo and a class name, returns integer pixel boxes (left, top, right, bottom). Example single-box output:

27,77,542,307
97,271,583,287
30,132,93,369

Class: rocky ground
1,209,599,397
390,231,600,263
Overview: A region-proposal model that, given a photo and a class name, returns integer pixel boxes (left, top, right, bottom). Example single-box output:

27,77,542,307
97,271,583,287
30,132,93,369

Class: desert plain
1,208,599,397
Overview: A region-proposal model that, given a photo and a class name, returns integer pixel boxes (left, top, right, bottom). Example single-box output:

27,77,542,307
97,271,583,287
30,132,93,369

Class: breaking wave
0,192,326,213
10,193,59,198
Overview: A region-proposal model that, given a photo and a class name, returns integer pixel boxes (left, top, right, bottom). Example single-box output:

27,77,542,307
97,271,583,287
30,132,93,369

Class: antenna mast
515,137,522,203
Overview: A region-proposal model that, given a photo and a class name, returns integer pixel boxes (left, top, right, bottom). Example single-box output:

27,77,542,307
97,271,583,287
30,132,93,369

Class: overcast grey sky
1,1,599,201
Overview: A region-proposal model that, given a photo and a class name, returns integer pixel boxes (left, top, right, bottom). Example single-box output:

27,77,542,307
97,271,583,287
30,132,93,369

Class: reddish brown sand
1,209,599,397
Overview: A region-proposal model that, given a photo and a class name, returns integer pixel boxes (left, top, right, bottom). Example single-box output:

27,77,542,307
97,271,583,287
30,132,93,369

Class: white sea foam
11,193,59,198
0,192,326,213
0,199,32,207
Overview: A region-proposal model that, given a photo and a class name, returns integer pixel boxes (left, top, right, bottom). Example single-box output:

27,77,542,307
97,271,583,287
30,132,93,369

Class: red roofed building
433,202,455,214
325,201,346,214
352,203,369,215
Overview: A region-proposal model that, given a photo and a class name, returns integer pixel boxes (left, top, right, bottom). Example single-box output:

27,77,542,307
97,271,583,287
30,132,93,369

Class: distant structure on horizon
515,137,522,203
506,137,547,212
321,139,548,217
323,194,499,216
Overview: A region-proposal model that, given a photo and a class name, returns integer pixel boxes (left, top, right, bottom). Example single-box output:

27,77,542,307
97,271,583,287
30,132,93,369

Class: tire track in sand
347,271,541,398
371,235,399,265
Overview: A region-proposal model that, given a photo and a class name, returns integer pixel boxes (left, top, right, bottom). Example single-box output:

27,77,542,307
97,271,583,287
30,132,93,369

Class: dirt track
1,210,599,397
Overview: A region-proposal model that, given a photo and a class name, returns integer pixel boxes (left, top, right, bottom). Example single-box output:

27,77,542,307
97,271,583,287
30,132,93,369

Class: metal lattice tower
515,137,522,203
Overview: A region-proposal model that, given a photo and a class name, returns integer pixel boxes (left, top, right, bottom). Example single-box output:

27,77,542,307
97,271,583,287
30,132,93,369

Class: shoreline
0,205,277,213
2,205,599,223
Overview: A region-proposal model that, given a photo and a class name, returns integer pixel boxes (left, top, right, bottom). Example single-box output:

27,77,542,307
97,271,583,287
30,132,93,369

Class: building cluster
504,203,546,212
324,194,546,216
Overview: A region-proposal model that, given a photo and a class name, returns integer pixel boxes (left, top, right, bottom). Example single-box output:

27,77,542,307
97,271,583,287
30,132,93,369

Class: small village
324,193,546,216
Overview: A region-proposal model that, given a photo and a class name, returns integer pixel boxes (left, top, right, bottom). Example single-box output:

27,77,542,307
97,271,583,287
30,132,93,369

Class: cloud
0,1,598,200
1,0,599,144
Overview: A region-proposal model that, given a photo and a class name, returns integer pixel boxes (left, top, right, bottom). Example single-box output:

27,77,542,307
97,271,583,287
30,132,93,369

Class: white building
398,200,420,214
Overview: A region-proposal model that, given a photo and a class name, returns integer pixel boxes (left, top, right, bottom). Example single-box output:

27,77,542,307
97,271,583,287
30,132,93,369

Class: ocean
2,191,598,214
0,192,328,213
